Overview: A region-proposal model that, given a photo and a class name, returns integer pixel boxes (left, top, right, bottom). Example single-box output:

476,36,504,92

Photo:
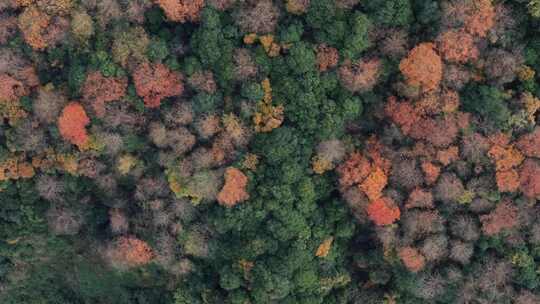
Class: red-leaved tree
133,62,184,108
57,102,90,147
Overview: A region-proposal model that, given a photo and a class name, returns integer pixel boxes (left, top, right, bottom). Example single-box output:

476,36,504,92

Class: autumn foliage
520,159,540,199
155,0,204,23
399,246,426,272
480,201,518,236
437,29,479,63
104,236,154,269
82,71,127,117
366,197,401,226
338,59,381,93
133,62,184,108
0,74,27,102
399,43,442,92
57,102,90,147
217,167,249,207
516,127,540,159
316,44,339,72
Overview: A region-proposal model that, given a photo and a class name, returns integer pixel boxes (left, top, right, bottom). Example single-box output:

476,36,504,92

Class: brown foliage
338,58,381,93
390,158,423,191
233,48,258,81
0,74,27,102
207,0,236,11
437,29,478,63
433,172,465,204
188,71,217,94
316,44,339,72
420,234,448,262
442,0,495,38
0,15,18,44
217,167,249,207
516,127,540,158
443,64,471,90
399,246,426,272
399,43,442,92
378,28,408,59
82,71,127,117
520,159,540,199
155,0,204,23
235,0,280,34
437,146,459,166
384,96,421,136
133,62,183,108
405,188,434,209
463,0,495,37
409,116,459,148
484,48,523,85
47,206,83,235
480,201,518,236
450,215,480,242
461,132,490,163
109,208,128,235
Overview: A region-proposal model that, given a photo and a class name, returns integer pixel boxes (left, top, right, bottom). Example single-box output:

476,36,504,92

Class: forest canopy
0,0,540,303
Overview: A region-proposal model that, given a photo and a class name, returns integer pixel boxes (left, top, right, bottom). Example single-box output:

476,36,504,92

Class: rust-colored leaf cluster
217,167,249,207
366,197,401,226
316,44,339,72
480,201,518,236
133,62,184,108
399,43,442,92
155,0,204,23
82,71,127,117
105,236,154,269
398,246,426,272
57,102,90,147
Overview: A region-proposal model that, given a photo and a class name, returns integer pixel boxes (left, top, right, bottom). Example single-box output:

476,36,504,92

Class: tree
342,12,372,59
366,197,400,226
17,6,50,50
57,102,90,147
0,14,18,44
436,29,478,63
103,236,154,270
399,247,426,272
316,44,339,72
82,71,127,117
338,58,381,93
441,0,495,38
516,127,540,158
235,0,280,34
155,0,204,23
70,10,94,42
520,159,540,199
480,201,518,236
0,74,26,102
337,152,371,188
399,42,442,92
286,0,310,15
217,167,249,207
133,62,184,108
363,0,412,27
